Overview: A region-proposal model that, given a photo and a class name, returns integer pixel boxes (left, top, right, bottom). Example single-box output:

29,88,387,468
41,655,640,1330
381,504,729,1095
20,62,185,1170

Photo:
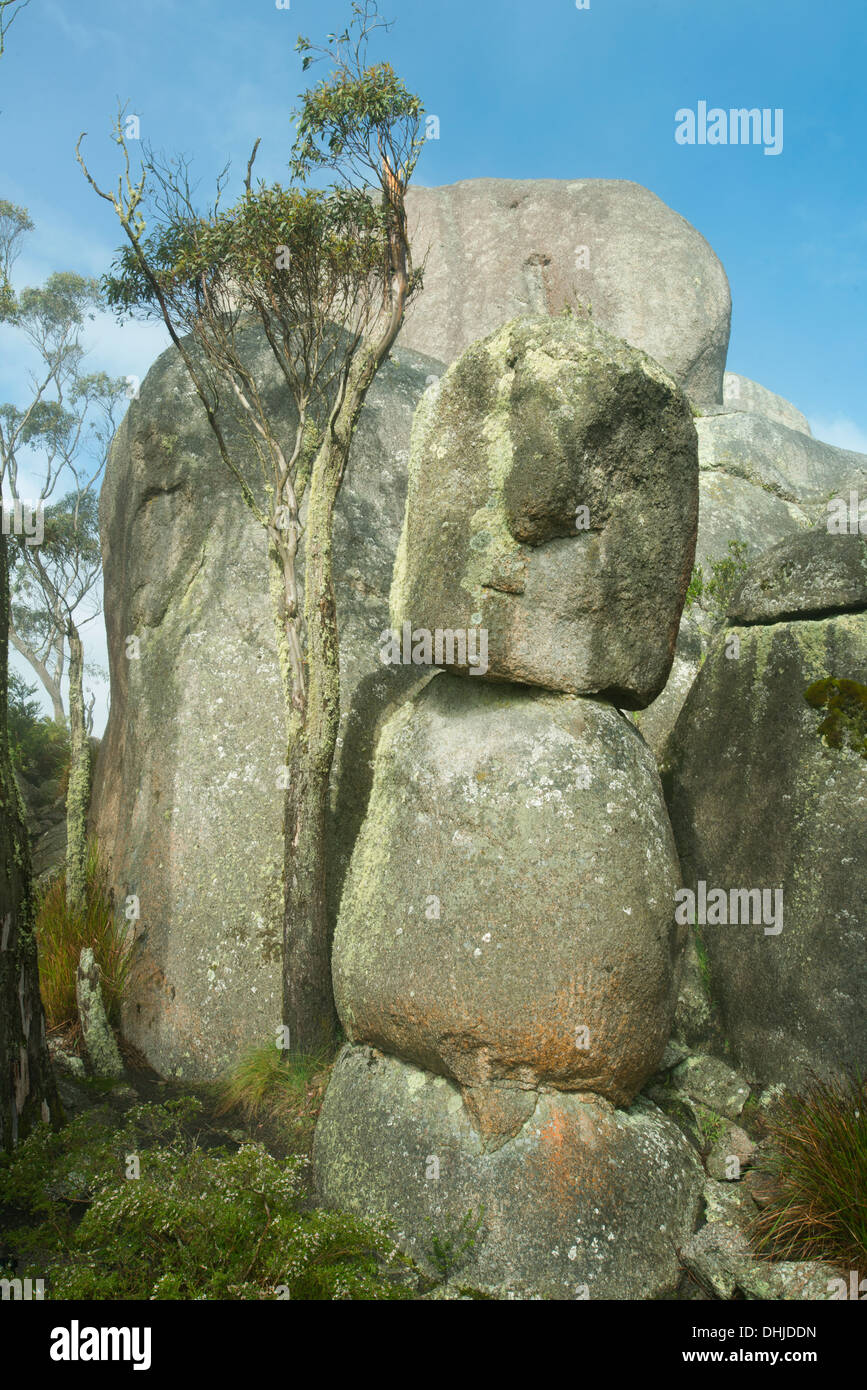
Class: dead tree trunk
0,530,60,1150
65,621,90,913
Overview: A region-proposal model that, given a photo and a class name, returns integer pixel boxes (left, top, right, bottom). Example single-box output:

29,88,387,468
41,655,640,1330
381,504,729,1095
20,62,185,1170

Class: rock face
91,322,444,1079
333,674,685,1119
696,412,867,511
662,541,867,1086
728,532,867,625
391,316,699,708
637,414,867,757
721,373,812,436
314,1045,704,1300
402,179,731,406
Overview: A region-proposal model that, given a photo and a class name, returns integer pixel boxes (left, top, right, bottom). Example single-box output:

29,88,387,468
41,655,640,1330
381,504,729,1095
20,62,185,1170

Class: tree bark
0,530,60,1151
8,623,66,725
65,622,90,913
281,347,387,1055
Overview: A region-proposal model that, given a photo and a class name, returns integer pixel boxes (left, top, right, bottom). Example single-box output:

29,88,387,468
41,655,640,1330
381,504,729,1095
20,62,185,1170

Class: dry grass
213,1045,333,1153
751,1068,867,1277
35,838,133,1035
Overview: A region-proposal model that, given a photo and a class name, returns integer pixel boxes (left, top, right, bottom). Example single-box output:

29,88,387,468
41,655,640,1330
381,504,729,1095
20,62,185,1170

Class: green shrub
426,1207,484,1282
751,1069,867,1277
34,838,132,1032
7,671,69,802
685,540,750,625
0,1096,410,1300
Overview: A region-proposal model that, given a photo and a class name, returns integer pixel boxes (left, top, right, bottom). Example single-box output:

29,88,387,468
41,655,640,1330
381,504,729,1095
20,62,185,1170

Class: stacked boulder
313,316,707,1299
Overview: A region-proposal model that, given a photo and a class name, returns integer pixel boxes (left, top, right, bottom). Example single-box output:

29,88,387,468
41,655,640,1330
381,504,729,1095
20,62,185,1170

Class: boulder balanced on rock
390,315,699,708
333,674,685,1128
315,317,703,1298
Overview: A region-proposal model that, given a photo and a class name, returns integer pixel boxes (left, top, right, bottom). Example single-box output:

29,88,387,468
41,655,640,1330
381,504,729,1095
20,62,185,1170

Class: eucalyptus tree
1,207,124,908
0,0,28,60
77,1,425,1050
0,0,59,1151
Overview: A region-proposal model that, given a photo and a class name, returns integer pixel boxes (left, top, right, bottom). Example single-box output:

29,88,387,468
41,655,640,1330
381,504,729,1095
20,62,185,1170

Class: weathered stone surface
333,673,685,1117
391,315,699,708
707,1123,757,1181
663,613,867,1086
401,179,731,405
721,373,812,436
735,1261,844,1301
314,1044,705,1300
696,412,867,510
672,1056,752,1120
76,947,123,1079
702,1178,756,1227
728,531,867,625
681,1220,842,1301
90,321,444,1079
743,1166,783,1211
639,411,867,759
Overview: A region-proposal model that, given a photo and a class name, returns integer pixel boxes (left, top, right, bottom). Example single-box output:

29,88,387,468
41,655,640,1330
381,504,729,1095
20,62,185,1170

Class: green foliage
751,1070,867,1277
426,1207,484,1282
15,270,101,336
685,540,750,623
6,672,69,794
692,920,713,1001
34,839,132,1031
696,1107,727,1147
804,677,867,759
0,1096,410,1299
103,184,389,326
292,3,424,186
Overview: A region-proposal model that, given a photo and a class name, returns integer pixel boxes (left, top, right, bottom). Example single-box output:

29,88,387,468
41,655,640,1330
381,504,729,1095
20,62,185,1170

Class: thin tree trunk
65,622,89,913
281,348,384,1055
8,623,66,725
0,530,60,1151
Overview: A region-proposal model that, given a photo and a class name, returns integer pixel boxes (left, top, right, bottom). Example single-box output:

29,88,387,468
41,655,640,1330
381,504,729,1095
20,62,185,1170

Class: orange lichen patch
346,968,665,1106
531,1102,589,1209
528,1099,617,1214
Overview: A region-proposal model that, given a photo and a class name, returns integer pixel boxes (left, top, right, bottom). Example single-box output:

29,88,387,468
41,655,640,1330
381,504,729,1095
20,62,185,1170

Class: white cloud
809,416,867,455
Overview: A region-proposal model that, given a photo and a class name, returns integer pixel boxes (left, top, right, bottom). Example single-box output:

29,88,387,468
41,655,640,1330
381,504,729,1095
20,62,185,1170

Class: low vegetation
0,1096,411,1299
752,1069,867,1277
213,1044,333,1152
685,539,750,626
34,838,132,1034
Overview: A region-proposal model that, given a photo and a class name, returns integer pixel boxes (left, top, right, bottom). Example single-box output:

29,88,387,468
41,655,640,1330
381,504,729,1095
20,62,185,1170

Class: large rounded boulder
314,1044,704,1301
333,673,686,1113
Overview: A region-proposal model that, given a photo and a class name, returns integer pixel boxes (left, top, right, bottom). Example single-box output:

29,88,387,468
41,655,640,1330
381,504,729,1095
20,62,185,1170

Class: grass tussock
214,1044,333,1149
35,838,132,1034
751,1068,867,1277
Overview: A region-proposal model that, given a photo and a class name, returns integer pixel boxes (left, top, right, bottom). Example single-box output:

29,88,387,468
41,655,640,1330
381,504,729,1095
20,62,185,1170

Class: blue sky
1,0,865,729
